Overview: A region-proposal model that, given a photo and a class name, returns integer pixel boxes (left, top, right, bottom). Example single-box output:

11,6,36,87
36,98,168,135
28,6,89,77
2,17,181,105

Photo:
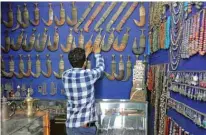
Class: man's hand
93,41,101,54
85,44,93,58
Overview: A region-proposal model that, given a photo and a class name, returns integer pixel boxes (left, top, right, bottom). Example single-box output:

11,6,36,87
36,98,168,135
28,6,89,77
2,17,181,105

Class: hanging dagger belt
113,27,130,52
101,28,115,51
30,3,40,26
2,55,14,78
54,3,65,26
61,28,73,52
67,2,77,26
74,2,95,33
20,54,32,77
78,29,84,49
42,54,52,78
12,5,21,31
53,54,64,79
116,2,138,32
104,54,116,80
114,55,125,81
2,3,13,28
94,2,117,32
122,55,132,81
133,3,146,27
132,29,146,58
1,30,11,53
31,54,41,78
18,3,30,28
11,29,24,51
42,3,53,26
35,28,48,52
14,54,24,79
106,2,128,32
84,2,106,32
22,28,36,52
47,27,59,52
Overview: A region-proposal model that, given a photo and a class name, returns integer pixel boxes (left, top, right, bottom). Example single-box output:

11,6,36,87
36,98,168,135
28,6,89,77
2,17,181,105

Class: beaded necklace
203,9,206,54
165,16,171,49
199,9,205,55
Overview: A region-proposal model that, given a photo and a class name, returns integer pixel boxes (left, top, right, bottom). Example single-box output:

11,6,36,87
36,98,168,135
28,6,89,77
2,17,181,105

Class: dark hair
68,48,86,68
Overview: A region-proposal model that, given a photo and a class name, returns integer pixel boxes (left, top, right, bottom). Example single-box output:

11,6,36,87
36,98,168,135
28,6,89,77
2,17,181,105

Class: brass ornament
47,27,59,52
41,54,52,78
31,54,41,78
54,3,65,26
74,2,95,33
83,2,106,32
20,54,32,77
2,3,13,28
114,55,125,81
133,3,146,27
18,3,30,28
113,27,130,52
61,28,73,53
101,28,115,52
53,54,64,79
106,2,128,32
42,3,53,26
122,55,132,81
1,30,11,53
116,2,138,32
30,3,40,26
67,2,78,26
104,54,116,80
14,54,24,79
1,55,14,78
22,28,36,52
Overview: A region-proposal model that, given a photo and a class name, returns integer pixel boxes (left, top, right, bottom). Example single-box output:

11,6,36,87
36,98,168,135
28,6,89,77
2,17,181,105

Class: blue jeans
66,126,97,135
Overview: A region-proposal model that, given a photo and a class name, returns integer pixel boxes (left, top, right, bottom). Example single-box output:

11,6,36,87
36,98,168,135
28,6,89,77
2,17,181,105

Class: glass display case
1,111,50,135
96,99,148,135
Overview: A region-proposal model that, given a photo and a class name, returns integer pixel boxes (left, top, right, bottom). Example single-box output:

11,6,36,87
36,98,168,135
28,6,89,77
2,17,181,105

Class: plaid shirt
62,54,105,128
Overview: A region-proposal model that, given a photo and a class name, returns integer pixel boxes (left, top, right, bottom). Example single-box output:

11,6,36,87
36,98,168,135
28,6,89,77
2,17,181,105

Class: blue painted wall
1,2,149,100
149,2,206,135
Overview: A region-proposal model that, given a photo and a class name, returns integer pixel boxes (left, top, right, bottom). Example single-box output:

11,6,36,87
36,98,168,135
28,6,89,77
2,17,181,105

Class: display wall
149,2,206,135
1,2,149,100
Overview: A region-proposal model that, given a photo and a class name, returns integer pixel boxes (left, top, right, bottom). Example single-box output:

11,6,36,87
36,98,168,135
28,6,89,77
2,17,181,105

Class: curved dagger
22,28,36,52
11,29,24,51
30,3,40,26
20,54,32,77
35,28,48,52
53,54,64,79
1,55,14,78
83,2,106,32
14,54,24,79
122,55,132,81
67,2,77,26
41,54,52,78
86,60,91,69
132,29,146,58
54,3,65,26
72,37,76,50
100,34,105,50
116,2,138,32
93,29,103,51
101,28,115,51
42,3,53,26
113,27,130,52
106,2,128,32
114,55,125,81
1,30,11,53
78,29,84,49
47,27,59,52
74,2,95,33
104,54,116,80
133,3,146,27
18,3,29,28
2,3,13,28
61,28,73,53
31,54,41,78
94,2,117,32
12,5,21,31
85,34,93,50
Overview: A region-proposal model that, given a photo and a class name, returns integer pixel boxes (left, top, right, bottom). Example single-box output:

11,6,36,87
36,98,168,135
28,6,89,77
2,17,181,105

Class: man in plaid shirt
62,43,105,135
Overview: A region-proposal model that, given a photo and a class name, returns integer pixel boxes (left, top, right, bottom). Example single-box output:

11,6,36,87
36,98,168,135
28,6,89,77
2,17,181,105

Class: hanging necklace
199,9,205,55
